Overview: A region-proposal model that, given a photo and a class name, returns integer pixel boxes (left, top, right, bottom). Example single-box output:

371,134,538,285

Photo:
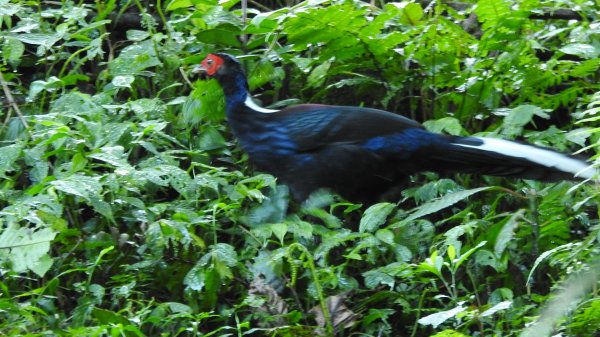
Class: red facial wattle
201,54,224,76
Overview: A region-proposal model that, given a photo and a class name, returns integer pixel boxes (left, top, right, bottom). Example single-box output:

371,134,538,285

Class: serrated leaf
359,202,395,233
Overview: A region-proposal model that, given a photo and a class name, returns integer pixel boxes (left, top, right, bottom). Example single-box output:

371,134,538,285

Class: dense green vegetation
1,0,599,336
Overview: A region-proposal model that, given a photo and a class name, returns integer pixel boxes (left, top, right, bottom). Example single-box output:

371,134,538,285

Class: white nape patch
244,96,279,113
456,137,598,180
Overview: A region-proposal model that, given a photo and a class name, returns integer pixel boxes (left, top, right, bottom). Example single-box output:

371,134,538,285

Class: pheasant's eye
206,58,214,65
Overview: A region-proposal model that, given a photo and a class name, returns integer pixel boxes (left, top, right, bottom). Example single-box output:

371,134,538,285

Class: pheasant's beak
192,65,208,79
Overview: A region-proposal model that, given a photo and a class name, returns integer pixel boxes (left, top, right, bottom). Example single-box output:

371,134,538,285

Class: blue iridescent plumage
195,53,596,202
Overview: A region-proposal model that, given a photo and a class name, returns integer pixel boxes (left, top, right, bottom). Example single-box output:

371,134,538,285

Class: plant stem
0,71,29,130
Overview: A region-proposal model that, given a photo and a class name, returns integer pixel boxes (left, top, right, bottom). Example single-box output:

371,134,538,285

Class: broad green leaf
2,36,24,66
454,240,487,271
423,117,464,136
28,76,63,101
494,210,523,257
307,60,331,88
128,98,165,116
288,220,313,240
210,243,238,267
502,105,549,136
92,308,130,325
447,244,456,261
185,79,225,123
480,300,512,317
418,302,467,328
0,222,56,277
430,330,469,337
527,243,580,287
184,263,206,291
109,40,161,76
197,127,226,150
0,1,21,16
50,91,105,116
270,223,288,244
51,174,102,200
560,43,598,59
390,2,424,26
396,187,491,226
474,249,505,272
363,269,395,289
166,0,193,10
359,202,395,233
474,0,511,30
112,75,135,88
88,146,131,168
196,29,241,47
393,245,412,262
375,228,395,245
166,302,193,314
16,32,62,49
417,252,443,278
0,143,22,178
248,59,277,90
126,29,150,41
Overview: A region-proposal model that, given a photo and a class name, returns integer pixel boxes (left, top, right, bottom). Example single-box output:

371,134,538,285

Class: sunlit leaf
359,202,395,233
418,302,467,328
0,222,56,277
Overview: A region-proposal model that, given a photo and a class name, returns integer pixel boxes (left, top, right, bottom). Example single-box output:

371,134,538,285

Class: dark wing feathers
273,104,423,152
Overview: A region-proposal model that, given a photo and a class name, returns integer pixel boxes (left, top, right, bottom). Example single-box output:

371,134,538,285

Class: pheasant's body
195,53,596,201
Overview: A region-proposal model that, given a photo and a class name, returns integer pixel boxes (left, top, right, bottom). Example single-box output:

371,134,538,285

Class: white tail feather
244,96,279,113
455,137,597,180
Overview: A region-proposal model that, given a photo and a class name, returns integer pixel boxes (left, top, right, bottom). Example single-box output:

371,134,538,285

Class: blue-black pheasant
194,53,597,202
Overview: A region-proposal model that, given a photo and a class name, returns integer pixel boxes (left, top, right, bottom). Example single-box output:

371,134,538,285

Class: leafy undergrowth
1,0,599,336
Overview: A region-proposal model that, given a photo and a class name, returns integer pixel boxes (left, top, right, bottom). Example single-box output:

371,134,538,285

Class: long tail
431,136,597,181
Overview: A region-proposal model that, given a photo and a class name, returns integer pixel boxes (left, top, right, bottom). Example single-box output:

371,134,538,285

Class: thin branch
530,8,583,21
248,0,272,12
0,71,29,129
